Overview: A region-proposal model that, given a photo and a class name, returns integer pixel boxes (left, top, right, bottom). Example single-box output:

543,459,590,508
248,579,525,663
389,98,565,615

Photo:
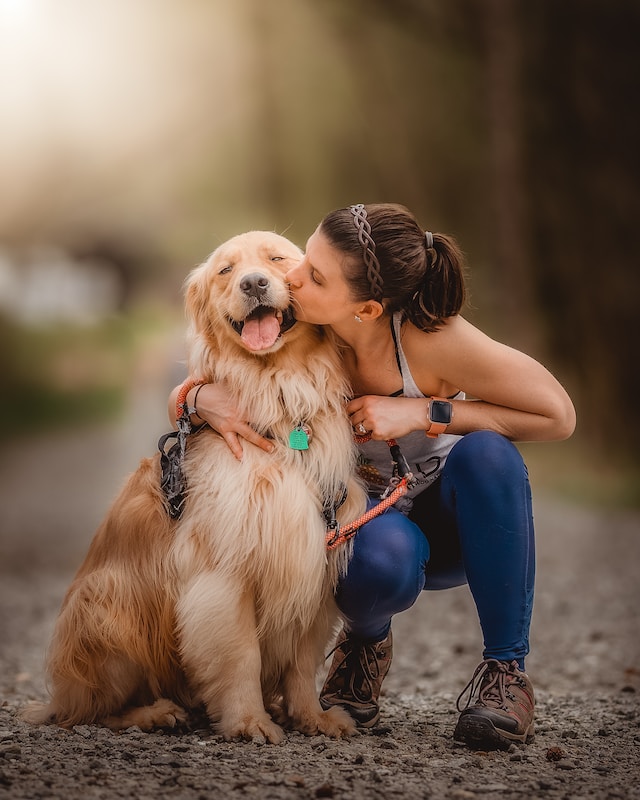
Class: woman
170,203,576,750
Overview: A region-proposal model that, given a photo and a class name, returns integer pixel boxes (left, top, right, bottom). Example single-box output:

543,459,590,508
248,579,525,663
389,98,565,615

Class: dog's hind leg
34,651,187,732
31,565,187,731
177,572,285,744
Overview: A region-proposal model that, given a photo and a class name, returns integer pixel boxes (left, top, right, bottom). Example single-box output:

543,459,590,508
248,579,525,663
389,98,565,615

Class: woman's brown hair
319,203,466,332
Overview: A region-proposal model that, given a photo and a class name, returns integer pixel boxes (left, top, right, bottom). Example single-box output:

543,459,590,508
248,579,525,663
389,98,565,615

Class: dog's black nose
240,273,270,298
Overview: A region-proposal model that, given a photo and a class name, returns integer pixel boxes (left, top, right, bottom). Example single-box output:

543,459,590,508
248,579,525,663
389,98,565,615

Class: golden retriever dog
25,231,366,743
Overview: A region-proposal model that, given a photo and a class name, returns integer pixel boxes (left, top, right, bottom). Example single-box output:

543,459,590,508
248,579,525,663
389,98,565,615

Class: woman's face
286,227,361,326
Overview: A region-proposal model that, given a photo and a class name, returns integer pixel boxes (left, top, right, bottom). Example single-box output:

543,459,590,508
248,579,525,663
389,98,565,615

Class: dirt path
1,347,638,799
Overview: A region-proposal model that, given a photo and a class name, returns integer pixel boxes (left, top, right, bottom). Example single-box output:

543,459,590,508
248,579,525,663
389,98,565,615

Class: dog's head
185,231,304,356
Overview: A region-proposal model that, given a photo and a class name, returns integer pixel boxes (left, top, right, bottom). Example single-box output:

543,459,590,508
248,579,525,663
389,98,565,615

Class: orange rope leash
175,377,206,421
326,434,413,551
325,476,410,550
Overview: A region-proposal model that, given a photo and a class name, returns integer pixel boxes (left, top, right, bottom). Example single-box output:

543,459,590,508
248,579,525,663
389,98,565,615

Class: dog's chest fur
173,329,358,633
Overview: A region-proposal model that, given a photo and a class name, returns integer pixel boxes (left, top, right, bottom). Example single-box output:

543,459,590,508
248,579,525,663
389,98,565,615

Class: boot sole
454,714,534,751
354,711,380,728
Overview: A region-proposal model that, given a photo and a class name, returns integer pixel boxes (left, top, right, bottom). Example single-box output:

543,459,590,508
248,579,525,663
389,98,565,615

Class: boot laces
456,659,523,713
325,637,383,703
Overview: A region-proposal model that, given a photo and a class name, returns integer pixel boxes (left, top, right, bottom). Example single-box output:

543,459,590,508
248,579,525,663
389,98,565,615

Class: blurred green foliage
0,314,135,440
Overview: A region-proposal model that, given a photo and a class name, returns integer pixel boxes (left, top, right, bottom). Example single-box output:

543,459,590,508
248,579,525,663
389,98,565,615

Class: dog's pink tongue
241,314,280,351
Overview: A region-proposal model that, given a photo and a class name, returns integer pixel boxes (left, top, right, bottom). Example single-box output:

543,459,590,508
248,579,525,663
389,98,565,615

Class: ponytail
404,233,467,333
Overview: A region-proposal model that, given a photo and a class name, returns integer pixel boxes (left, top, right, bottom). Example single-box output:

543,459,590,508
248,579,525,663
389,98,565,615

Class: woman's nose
285,264,302,287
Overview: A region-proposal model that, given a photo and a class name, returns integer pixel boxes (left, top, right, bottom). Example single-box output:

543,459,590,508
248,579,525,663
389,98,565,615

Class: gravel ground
1,354,638,799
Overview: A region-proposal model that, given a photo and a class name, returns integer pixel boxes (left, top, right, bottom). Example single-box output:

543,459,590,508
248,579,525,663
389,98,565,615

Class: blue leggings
336,431,535,670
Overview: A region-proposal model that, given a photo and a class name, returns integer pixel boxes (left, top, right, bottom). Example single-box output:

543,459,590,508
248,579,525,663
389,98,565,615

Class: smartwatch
426,396,453,438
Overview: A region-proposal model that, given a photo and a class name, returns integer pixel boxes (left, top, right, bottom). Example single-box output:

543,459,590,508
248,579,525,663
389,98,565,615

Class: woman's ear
355,300,385,321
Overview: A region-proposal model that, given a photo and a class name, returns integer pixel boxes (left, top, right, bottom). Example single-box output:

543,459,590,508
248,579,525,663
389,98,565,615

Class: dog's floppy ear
184,263,212,333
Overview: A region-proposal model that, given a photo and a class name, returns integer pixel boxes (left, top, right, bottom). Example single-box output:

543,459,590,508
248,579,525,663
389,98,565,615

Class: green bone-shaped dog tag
289,425,309,450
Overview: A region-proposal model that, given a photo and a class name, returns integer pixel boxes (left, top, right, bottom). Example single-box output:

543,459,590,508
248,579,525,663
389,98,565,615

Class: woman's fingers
222,431,244,461
222,426,274,460
239,424,275,454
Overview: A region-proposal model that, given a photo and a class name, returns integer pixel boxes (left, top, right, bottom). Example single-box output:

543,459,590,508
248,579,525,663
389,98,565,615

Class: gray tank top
356,313,463,510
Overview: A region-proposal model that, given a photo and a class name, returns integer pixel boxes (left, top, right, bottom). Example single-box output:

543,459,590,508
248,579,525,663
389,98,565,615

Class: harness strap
157,377,206,519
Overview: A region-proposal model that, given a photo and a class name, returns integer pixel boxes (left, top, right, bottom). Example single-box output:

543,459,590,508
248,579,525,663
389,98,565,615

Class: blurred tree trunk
324,4,427,209
481,0,540,353
521,0,640,455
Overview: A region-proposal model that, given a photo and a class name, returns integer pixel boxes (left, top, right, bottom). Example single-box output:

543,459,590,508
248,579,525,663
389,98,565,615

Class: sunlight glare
0,0,39,25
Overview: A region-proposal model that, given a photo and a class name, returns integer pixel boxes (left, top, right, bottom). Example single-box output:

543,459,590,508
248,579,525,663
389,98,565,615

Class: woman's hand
347,395,429,441
168,382,274,461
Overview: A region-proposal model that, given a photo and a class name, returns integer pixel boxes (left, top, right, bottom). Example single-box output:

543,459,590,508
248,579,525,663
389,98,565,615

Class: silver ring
357,423,367,434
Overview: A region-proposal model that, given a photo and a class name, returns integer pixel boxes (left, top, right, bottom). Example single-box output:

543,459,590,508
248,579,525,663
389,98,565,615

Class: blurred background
0,0,639,719
0,0,638,525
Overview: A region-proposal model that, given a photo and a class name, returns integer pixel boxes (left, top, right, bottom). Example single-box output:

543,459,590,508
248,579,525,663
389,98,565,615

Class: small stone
546,746,565,761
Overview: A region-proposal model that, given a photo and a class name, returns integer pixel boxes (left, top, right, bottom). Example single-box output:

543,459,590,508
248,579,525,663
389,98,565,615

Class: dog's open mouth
230,305,297,352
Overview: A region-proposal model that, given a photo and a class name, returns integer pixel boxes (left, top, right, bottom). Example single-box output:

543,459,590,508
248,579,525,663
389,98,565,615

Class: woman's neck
329,315,403,396
330,315,392,361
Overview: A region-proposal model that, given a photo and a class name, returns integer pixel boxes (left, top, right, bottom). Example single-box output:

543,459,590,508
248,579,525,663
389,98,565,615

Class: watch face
430,400,452,425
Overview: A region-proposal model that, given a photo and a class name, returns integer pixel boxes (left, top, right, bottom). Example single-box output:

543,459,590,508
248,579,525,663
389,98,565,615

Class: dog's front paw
289,705,356,739
314,706,357,739
221,714,286,745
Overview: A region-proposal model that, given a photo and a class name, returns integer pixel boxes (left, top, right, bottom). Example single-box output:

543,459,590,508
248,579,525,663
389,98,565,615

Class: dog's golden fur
25,231,366,743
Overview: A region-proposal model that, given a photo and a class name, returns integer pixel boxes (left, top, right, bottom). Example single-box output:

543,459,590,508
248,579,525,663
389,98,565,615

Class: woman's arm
168,381,275,460
348,316,576,443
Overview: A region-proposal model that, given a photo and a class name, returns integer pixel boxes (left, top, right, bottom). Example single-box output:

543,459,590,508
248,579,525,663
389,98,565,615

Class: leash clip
387,440,417,490
325,519,341,548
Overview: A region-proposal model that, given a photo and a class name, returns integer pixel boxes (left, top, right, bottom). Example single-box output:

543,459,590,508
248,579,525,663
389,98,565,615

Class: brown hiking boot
319,627,393,727
454,659,535,750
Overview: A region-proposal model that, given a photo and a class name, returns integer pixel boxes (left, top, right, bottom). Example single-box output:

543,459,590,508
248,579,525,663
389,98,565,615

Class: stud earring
354,315,362,323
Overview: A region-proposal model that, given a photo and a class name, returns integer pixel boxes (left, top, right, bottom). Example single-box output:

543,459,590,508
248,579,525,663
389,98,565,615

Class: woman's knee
444,431,527,488
341,509,429,602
